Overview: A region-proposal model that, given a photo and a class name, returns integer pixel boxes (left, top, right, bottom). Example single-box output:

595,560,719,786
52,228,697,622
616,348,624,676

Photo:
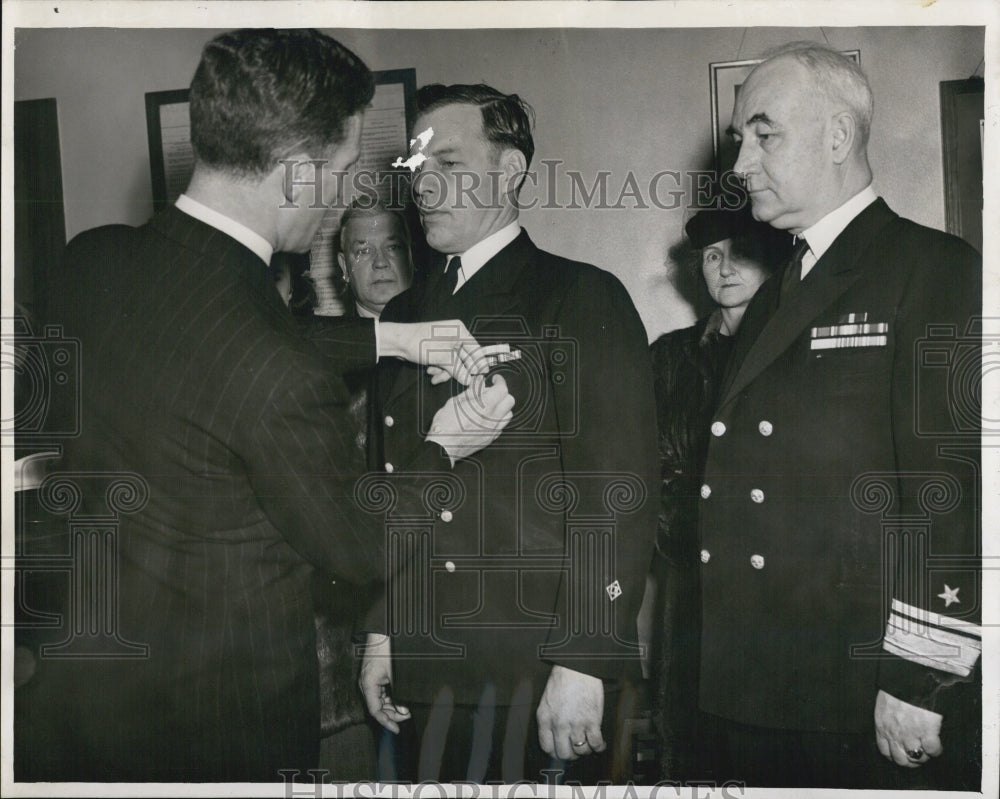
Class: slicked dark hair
189,29,374,177
415,83,535,169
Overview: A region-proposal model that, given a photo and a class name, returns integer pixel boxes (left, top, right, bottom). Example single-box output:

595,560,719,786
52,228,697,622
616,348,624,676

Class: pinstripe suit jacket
35,208,402,781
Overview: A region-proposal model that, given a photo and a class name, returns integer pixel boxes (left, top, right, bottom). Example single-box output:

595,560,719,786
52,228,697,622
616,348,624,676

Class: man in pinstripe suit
21,29,513,782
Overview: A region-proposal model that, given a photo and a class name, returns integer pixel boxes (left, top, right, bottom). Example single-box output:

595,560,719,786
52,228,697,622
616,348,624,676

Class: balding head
763,42,874,148
729,43,874,234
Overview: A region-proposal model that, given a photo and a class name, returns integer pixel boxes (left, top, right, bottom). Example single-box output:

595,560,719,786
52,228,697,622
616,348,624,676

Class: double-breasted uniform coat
367,230,659,709
697,199,982,737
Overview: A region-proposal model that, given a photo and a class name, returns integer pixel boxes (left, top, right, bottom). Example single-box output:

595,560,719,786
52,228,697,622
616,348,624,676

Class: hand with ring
536,665,606,760
874,690,942,768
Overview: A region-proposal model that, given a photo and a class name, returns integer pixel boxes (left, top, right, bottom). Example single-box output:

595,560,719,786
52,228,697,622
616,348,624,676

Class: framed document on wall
145,68,417,211
308,68,417,313
145,88,195,211
709,50,861,174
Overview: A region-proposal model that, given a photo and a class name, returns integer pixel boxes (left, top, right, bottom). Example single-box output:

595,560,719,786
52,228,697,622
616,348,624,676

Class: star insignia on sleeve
937,584,960,607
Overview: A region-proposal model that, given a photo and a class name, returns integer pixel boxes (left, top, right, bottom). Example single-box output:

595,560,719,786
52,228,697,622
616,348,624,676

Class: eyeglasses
347,241,407,264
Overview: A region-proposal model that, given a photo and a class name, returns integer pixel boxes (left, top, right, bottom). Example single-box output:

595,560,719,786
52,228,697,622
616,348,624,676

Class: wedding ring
572,740,587,747
905,748,925,761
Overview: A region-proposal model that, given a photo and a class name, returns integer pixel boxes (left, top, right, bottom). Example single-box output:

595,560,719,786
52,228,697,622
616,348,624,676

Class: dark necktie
780,237,810,302
442,255,462,297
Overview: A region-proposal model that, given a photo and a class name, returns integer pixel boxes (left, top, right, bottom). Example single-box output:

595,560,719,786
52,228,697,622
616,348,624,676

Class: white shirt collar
175,194,274,266
446,221,521,293
798,185,877,277
355,302,379,319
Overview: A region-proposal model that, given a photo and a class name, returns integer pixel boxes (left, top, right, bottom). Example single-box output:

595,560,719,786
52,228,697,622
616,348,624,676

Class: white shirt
446,221,521,294
175,194,274,265
797,184,877,279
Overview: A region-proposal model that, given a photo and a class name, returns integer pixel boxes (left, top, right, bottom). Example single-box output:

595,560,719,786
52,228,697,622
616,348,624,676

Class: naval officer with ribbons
695,42,982,789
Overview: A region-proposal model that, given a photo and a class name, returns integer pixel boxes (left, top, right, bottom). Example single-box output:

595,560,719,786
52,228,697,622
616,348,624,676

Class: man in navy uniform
359,84,659,782
698,42,982,788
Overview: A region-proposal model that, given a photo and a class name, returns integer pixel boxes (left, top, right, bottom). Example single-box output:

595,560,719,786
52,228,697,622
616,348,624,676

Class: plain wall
14,26,985,339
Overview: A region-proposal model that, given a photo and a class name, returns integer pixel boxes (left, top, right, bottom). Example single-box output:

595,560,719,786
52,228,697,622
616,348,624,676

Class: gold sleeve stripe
890,599,982,638
883,600,982,677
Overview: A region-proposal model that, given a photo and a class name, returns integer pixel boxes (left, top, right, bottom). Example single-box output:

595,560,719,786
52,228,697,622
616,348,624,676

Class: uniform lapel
379,254,447,410
449,230,534,321
383,231,534,410
719,199,897,409
418,251,453,318
718,274,780,401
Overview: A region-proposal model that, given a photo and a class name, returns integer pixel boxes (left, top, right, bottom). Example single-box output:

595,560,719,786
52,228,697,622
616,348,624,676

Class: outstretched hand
380,319,513,386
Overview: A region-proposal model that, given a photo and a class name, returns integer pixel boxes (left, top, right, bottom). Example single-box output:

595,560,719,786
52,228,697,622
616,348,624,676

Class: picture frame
144,87,192,211
709,50,861,173
940,77,984,253
144,68,417,211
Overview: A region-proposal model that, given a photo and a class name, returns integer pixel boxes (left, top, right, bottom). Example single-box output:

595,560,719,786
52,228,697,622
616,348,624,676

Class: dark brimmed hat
685,206,759,249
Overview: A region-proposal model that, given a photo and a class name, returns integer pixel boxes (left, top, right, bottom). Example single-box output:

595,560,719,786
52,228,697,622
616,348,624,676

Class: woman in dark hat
647,206,791,781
